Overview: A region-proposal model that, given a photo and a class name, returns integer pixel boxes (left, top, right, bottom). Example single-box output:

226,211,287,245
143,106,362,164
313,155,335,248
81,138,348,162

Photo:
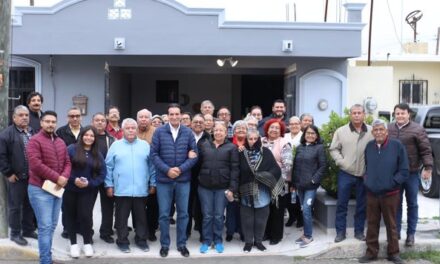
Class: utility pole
0,0,11,238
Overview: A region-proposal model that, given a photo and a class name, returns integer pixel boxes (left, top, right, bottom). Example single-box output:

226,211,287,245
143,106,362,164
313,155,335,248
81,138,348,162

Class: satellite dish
405,10,423,43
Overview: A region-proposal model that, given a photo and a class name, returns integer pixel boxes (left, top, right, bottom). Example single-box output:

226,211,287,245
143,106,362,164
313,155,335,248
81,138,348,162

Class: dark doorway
8,67,35,124
241,75,284,117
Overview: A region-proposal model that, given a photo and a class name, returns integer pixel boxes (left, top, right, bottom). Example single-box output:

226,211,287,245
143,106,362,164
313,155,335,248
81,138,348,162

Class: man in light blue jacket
105,118,156,253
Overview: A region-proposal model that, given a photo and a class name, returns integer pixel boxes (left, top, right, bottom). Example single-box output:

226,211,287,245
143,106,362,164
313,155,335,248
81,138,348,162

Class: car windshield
424,108,440,129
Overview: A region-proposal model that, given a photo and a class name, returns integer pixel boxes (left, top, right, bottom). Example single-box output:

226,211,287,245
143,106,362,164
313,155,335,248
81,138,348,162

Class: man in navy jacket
151,103,198,258
359,119,409,264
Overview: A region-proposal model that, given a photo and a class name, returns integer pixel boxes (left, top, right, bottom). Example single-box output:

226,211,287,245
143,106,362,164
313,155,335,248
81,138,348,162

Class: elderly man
27,110,71,264
330,104,374,243
105,118,156,253
188,114,211,241
91,112,116,244
0,105,37,246
136,108,159,241
26,92,44,132
200,100,215,115
152,103,198,258
56,106,84,147
388,103,433,247
359,119,408,264
137,109,155,144
217,106,234,140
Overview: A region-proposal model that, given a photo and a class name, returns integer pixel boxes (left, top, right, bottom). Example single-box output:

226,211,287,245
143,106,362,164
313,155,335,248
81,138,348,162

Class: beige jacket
329,123,373,177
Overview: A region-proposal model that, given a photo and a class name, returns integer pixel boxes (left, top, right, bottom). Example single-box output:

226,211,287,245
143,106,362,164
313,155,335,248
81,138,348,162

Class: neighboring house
10,0,366,127
347,54,440,119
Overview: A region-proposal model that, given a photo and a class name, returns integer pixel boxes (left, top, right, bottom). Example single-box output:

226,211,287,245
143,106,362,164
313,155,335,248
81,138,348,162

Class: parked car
410,105,440,198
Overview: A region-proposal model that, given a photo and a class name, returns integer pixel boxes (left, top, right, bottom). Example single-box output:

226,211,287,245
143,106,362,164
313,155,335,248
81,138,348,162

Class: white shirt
169,123,180,142
284,131,302,148
193,131,203,143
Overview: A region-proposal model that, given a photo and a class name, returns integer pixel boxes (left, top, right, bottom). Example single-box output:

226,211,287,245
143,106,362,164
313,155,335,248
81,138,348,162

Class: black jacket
56,124,84,147
198,140,239,192
28,110,42,132
292,143,327,190
191,131,212,185
0,125,35,179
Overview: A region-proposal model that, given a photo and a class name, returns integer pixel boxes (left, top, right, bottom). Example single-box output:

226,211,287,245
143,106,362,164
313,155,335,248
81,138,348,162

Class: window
399,79,428,104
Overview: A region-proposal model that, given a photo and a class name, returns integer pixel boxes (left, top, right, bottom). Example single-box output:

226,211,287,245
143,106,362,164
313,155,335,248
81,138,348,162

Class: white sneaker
83,244,94,257
70,244,80,258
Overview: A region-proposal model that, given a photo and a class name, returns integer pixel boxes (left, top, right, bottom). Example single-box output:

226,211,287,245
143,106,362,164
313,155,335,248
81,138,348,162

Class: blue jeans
335,170,366,235
157,181,190,248
298,189,317,238
396,172,419,236
28,184,62,264
198,186,227,245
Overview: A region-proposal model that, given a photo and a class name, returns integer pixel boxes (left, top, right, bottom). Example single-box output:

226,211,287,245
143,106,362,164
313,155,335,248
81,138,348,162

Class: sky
12,0,440,57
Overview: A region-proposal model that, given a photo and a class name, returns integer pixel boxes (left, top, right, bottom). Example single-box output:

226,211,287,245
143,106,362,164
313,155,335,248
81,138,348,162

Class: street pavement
0,190,438,263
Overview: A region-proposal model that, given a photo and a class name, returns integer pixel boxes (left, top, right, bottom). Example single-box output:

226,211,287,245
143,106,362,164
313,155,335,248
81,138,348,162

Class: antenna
405,10,423,43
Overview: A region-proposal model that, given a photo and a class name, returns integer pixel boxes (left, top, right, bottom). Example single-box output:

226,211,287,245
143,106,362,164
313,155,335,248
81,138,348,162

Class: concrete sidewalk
0,192,438,262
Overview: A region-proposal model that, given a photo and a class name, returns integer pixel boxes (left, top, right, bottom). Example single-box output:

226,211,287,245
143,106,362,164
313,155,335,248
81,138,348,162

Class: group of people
0,92,433,264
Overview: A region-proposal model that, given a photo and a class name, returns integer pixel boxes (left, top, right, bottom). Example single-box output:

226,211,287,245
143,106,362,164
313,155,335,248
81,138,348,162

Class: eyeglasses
68,115,81,118
192,121,204,124
306,132,316,136
218,112,230,116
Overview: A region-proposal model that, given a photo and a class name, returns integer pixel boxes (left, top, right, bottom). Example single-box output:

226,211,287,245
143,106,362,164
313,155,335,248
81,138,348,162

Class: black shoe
225,234,233,242
358,255,377,263
262,235,270,241
100,235,114,244
160,247,169,257
243,243,252,253
285,218,295,227
23,232,38,239
10,235,27,246
117,244,131,253
387,255,404,264
127,226,133,232
355,233,366,241
334,233,346,243
405,235,414,247
148,234,157,242
61,230,69,239
296,221,304,228
177,246,190,257
269,239,280,245
254,242,267,252
136,241,149,252
170,218,176,225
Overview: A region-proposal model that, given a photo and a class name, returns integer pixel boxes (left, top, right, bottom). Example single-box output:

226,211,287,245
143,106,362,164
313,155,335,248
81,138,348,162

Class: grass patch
402,250,440,264
433,216,440,220
293,256,306,261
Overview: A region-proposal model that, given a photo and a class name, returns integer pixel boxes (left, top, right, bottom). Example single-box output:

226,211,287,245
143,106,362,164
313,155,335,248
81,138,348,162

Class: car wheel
420,163,439,198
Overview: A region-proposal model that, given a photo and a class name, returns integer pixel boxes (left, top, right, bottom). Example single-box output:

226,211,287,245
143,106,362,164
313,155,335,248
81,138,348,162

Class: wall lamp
216,57,238,67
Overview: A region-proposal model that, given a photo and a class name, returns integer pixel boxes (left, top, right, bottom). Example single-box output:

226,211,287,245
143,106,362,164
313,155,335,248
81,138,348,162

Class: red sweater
26,130,71,188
